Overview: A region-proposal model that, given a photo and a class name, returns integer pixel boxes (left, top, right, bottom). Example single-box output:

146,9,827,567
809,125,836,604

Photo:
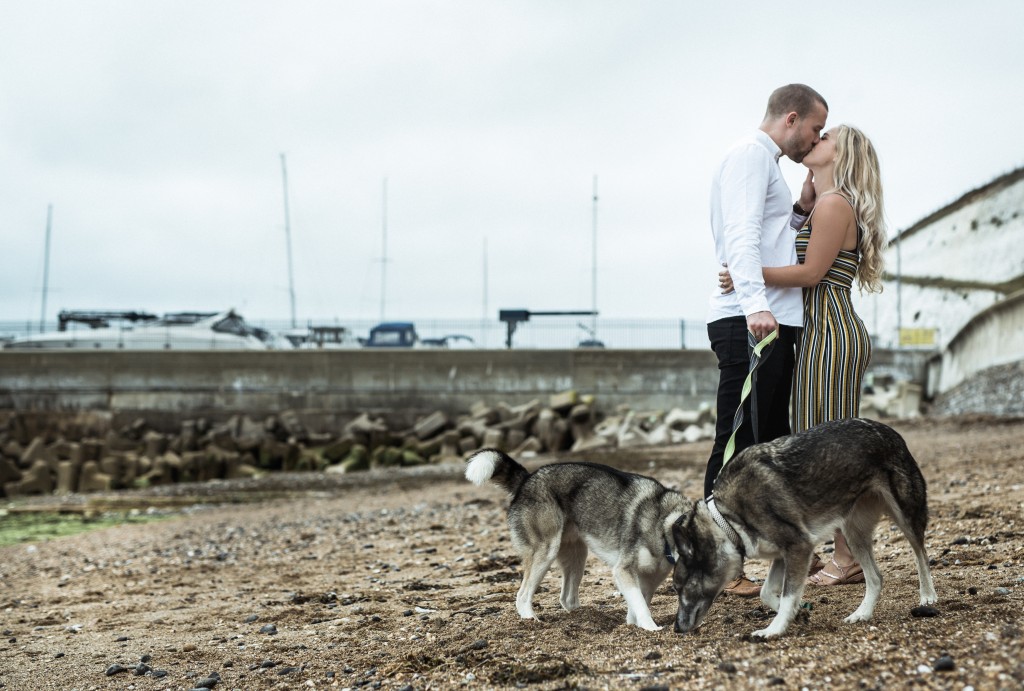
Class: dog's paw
750,627,780,639
843,611,872,624
638,621,662,632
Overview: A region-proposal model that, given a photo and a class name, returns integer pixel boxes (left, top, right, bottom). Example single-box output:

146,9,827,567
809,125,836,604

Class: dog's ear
672,513,696,563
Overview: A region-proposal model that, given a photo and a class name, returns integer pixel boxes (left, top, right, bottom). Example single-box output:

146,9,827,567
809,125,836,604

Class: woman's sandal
806,557,865,586
808,553,826,576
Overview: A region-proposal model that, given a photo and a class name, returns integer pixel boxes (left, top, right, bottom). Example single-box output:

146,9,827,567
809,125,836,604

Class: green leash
720,329,778,469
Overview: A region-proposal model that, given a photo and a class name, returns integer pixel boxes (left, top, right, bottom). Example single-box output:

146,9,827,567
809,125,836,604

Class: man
705,84,828,596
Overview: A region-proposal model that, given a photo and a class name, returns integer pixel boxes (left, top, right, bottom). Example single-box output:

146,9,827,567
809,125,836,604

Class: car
360,322,420,348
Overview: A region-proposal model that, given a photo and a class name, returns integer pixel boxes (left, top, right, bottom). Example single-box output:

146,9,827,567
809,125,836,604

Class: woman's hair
830,125,887,292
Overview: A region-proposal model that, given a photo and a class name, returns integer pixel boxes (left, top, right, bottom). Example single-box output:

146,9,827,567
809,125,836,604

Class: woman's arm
763,195,855,287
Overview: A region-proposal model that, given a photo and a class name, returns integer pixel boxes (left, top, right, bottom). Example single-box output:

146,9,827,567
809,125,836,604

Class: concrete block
414,410,449,440
400,450,427,466
179,451,205,482
506,428,527,451
469,400,499,424
332,444,369,473
0,457,22,487
569,404,597,449
456,418,488,444
344,413,390,449
2,440,23,460
549,390,578,413
571,434,613,452
19,436,50,468
481,427,505,450
279,410,307,439
140,457,170,486
143,431,168,459
458,435,478,455
510,398,543,420
594,415,624,441
616,412,650,448
55,459,81,494
321,436,354,463
104,429,139,453
78,461,112,493
10,459,53,495
511,436,543,457
895,381,923,418
371,446,403,468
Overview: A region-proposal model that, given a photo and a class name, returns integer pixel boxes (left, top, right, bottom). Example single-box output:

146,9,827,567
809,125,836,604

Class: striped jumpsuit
791,219,872,433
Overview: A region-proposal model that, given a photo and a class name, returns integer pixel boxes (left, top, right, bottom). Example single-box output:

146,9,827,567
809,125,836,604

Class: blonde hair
830,125,886,292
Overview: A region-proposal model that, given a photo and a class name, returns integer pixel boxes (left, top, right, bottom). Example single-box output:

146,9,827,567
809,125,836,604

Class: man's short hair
765,84,828,120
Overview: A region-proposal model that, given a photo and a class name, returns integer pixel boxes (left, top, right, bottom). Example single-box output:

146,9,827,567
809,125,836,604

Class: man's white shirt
707,129,805,327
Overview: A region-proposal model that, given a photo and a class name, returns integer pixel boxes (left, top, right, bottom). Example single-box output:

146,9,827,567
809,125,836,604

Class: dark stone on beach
259,624,277,635
133,663,151,676
105,664,128,676
911,605,940,617
934,655,955,672
717,661,737,674
644,650,662,660
243,614,259,623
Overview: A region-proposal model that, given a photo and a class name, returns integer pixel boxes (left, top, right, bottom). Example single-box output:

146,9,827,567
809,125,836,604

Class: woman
720,124,887,586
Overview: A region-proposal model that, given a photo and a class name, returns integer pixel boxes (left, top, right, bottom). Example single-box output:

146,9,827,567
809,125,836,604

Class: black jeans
704,316,799,499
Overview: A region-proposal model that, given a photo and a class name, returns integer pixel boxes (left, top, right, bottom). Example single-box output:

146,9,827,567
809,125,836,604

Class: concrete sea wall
0,348,930,428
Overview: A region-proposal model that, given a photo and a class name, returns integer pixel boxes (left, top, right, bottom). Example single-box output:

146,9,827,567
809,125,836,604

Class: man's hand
746,311,778,342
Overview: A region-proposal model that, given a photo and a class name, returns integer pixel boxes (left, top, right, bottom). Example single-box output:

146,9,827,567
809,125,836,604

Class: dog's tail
465,448,530,494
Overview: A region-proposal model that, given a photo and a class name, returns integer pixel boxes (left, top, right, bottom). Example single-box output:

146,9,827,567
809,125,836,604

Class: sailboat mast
380,177,388,322
281,153,297,328
40,204,53,332
591,174,598,337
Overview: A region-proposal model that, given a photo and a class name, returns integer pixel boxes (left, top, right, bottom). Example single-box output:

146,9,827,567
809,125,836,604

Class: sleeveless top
790,201,872,433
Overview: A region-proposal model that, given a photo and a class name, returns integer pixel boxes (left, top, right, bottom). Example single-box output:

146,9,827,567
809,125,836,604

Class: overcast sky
2,1,1023,328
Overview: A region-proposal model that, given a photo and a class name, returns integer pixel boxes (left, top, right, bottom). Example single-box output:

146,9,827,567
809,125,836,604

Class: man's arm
718,145,777,339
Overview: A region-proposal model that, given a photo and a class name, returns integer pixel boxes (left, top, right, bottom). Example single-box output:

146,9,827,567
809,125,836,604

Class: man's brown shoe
722,574,761,597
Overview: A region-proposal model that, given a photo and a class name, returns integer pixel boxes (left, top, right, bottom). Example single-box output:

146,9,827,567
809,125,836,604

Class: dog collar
663,539,676,565
706,496,743,554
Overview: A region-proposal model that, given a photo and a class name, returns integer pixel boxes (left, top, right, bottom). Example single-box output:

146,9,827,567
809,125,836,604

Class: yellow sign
899,328,937,347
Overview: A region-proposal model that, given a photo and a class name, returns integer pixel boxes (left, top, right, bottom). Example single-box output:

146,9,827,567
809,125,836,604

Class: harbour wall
0,348,928,429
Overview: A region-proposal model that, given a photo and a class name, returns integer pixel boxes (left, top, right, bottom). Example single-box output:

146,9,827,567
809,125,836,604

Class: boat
281,325,361,349
2,309,275,351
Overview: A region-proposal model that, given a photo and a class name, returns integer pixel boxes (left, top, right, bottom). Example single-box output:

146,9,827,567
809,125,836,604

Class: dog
671,417,938,638
465,448,686,630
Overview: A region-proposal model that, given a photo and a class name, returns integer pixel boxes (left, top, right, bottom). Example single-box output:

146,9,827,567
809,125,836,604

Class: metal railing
0,317,712,350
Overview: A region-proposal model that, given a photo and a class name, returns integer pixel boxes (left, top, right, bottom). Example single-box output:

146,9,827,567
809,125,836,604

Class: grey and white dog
465,449,685,631
672,417,938,638
466,418,937,637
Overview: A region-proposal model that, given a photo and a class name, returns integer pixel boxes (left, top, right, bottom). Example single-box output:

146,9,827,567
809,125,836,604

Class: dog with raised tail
465,448,686,631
